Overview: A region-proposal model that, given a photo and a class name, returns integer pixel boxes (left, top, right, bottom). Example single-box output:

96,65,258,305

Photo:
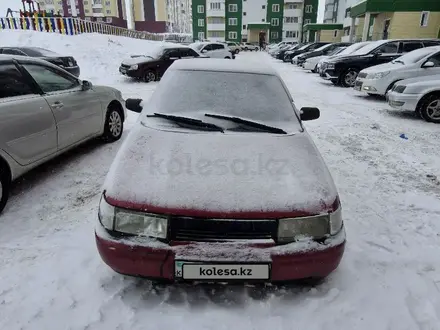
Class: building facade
36,0,128,27
191,0,318,43
131,0,192,33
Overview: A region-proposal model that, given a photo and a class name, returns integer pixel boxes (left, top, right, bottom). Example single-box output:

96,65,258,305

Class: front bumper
95,223,346,282
353,78,387,95
119,66,142,78
303,61,317,70
386,91,420,111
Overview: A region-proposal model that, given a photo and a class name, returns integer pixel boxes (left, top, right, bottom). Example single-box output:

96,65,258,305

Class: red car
96,59,345,283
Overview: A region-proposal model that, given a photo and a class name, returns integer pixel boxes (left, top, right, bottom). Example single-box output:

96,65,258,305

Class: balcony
284,9,302,17
284,0,303,3
207,23,225,31
323,10,333,21
207,8,225,17
343,16,353,27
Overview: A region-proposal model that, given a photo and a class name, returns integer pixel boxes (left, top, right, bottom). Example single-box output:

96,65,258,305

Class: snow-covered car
303,47,347,72
241,42,259,51
0,55,127,214
226,42,241,54
354,46,440,96
190,42,234,59
96,59,346,283
317,41,373,75
387,75,440,123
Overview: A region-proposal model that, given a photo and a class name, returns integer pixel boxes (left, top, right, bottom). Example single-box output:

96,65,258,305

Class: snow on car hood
361,62,406,74
103,124,339,216
121,56,155,66
395,74,440,86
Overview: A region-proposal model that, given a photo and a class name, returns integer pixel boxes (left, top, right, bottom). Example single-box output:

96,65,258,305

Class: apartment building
131,0,191,33
192,0,318,43
321,0,358,42
36,0,128,27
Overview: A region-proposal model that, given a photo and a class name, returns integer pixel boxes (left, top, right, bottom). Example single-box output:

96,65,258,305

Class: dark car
296,42,352,66
319,38,440,87
276,44,303,60
285,42,330,63
0,47,80,77
119,45,205,82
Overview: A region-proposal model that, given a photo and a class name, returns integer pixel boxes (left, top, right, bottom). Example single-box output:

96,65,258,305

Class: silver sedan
0,55,127,214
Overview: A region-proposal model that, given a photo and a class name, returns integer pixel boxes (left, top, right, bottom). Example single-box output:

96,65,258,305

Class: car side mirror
81,80,92,91
201,49,207,53
162,54,170,60
125,98,143,113
422,61,435,68
300,107,320,121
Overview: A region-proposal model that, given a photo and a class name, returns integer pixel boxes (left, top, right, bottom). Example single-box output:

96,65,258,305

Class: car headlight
367,71,390,79
393,85,406,93
277,206,343,243
130,64,138,70
98,194,168,238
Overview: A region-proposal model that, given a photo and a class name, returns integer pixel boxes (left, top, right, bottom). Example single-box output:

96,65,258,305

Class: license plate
175,261,270,280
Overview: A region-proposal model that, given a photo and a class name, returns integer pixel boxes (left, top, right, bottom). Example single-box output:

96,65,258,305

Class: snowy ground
1,31,440,330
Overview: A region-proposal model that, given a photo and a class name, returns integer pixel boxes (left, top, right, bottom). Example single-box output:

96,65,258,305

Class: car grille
169,217,278,242
120,64,131,69
357,72,368,79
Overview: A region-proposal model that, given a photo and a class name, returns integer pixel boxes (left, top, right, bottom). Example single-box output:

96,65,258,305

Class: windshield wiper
147,113,225,132
204,113,287,134
393,60,404,64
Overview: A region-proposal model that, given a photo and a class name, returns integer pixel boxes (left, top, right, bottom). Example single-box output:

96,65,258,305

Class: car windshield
337,42,369,55
349,40,389,56
329,47,346,56
145,70,301,127
315,44,331,52
22,47,59,57
298,44,311,50
190,43,205,51
393,47,438,64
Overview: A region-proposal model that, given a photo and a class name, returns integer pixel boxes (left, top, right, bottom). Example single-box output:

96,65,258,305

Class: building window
262,5,265,9
304,18,311,24
284,17,299,23
229,31,237,39
210,2,221,10
105,1,111,5
243,12,246,16
84,0,89,4
92,8,102,13
228,4,238,12
271,31,278,39
68,8,72,14
85,9,90,13
271,18,279,26
198,19,204,26
243,24,246,29
229,18,237,25
106,17,112,23
198,31,205,40
285,30,297,38
305,5,312,13
333,30,338,37
272,4,280,12
420,11,429,27
287,4,297,9
197,5,204,13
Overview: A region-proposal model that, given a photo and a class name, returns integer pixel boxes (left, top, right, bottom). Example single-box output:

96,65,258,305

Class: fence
0,16,165,41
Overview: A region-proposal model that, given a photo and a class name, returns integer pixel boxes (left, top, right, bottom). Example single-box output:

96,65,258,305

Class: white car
189,42,234,59
241,42,259,51
387,74,440,123
226,42,241,54
303,47,347,72
354,46,440,96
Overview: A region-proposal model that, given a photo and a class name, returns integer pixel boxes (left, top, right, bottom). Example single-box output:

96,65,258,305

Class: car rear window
146,70,301,126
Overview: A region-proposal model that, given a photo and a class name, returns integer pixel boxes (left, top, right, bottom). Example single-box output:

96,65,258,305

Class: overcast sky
1,0,325,29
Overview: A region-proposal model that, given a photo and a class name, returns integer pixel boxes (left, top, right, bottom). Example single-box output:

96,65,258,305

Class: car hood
307,55,326,62
121,56,156,65
361,62,409,74
397,74,440,86
103,124,339,216
328,54,369,63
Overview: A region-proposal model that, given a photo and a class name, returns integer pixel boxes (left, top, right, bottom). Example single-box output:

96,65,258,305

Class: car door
200,43,215,57
0,62,57,166
19,62,103,150
179,48,200,59
158,48,181,76
212,43,228,58
370,41,400,65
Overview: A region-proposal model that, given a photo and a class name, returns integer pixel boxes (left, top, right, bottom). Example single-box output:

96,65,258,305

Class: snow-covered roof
170,58,279,75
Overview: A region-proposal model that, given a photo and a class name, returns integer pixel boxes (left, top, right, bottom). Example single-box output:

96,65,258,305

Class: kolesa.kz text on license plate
177,263,270,280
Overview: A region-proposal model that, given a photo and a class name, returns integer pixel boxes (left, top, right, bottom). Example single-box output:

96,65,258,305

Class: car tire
244,47,248,51
418,93,440,124
341,68,359,88
225,56,231,59
143,70,156,83
0,162,10,215
101,104,124,143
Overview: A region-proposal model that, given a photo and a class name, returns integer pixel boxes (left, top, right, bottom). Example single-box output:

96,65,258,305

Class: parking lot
1,42,440,330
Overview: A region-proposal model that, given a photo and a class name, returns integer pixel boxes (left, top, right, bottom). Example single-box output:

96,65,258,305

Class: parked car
354,46,440,96
317,42,373,75
271,44,297,58
296,42,352,66
268,41,296,51
241,42,259,51
0,46,80,76
387,75,440,123
319,39,440,87
226,41,241,54
286,42,330,63
96,58,345,284
0,55,128,214
190,42,235,59
303,47,347,72
119,45,205,82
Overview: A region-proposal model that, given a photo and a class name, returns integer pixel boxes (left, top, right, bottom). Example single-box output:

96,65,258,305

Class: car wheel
102,104,124,143
143,70,156,83
341,68,359,87
0,162,10,215
225,56,231,59
244,47,248,51
419,93,440,123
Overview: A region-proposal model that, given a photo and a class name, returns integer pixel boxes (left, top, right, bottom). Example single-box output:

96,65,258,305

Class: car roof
169,58,279,76
161,43,191,49
0,54,76,72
